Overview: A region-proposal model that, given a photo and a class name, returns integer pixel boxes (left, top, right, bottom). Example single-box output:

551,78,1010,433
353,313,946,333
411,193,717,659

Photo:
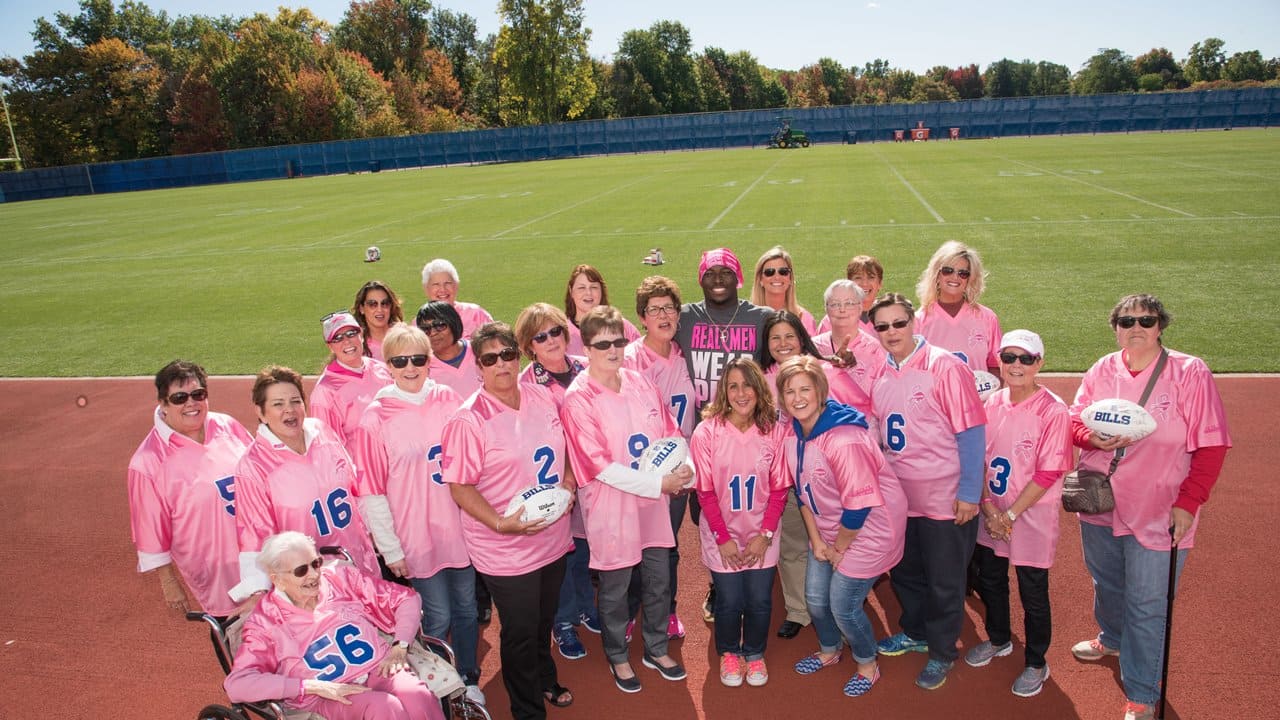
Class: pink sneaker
745,658,769,687
719,654,745,687
625,618,636,642
667,613,686,639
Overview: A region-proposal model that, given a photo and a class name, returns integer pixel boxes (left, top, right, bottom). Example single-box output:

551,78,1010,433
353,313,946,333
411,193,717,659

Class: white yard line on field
1007,158,1196,217
492,174,656,238
706,157,784,230
871,148,946,223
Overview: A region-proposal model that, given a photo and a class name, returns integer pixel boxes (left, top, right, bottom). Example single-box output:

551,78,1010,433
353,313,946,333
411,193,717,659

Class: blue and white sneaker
553,623,586,660
877,632,928,656
577,611,602,634
915,659,954,690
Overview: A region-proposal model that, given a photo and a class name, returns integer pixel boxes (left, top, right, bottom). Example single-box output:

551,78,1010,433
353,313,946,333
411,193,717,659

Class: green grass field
2,130,1277,377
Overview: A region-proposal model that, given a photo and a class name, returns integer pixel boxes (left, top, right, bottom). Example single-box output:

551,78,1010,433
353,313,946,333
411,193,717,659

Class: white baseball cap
322,312,361,342
999,329,1044,357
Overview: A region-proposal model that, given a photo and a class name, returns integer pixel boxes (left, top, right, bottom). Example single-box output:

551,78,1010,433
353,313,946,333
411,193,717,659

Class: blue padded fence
2,88,1276,203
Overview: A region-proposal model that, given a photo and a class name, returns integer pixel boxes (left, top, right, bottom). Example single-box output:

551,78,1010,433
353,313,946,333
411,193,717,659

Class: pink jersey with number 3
309,357,393,447
915,302,1002,372
235,419,378,576
624,339,697,438
691,417,789,572
441,384,573,576
128,410,253,616
350,384,469,578
561,368,680,570
872,341,987,520
978,387,1073,568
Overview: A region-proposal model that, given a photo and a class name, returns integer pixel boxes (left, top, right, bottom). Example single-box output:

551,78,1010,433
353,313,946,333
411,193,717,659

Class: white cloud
867,2,880,7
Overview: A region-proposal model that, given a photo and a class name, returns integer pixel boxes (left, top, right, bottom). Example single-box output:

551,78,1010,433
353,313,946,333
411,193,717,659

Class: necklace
708,301,743,349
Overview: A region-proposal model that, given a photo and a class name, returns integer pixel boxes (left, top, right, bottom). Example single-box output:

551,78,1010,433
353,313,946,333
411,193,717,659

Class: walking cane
1158,526,1178,720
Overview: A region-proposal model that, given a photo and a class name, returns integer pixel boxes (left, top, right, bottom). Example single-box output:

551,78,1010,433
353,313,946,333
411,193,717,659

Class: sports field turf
1,130,1276,377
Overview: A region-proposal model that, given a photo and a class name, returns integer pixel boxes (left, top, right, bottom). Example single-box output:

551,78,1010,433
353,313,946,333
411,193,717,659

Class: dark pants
480,555,567,720
627,494,689,618
475,574,492,610
974,544,1052,668
889,515,979,663
599,547,672,664
710,567,775,659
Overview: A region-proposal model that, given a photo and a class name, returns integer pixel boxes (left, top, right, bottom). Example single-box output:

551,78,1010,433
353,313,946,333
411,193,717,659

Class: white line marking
1008,158,1196,217
658,226,667,231
573,229,583,235
707,157,784,229
794,221,801,227
1081,215,1090,220
840,220,847,225
1032,216,1040,220
493,174,654,238
889,219,896,224
984,217,992,222
747,223,755,229
1234,211,1248,216
1131,214,1142,219
873,148,945,223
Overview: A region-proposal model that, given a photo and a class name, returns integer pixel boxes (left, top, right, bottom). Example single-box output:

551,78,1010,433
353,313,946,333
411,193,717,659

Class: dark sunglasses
479,347,520,367
363,298,392,308
328,329,360,343
1116,315,1159,329
421,321,450,334
532,326,566,344
388,354,429,369
167,388,208,404
588,338,630,350
940,266,972,279
289,557,323,577
873,318,911,333
1000,352,1040,366
762,267,792,278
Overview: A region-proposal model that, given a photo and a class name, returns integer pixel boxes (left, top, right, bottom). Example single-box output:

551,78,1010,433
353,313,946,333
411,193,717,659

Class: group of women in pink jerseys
128,242,1230,720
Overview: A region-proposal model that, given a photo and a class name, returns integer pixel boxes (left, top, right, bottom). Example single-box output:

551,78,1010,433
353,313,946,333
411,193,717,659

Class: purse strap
1103,348,1169,477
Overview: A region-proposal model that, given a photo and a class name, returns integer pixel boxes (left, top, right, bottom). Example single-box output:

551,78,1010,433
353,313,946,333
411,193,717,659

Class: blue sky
2,0,1277,73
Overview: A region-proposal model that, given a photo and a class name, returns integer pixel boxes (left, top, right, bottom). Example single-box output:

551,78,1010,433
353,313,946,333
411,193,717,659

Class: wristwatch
763,530,775,543
391,640,408,650
1005,509,1018,523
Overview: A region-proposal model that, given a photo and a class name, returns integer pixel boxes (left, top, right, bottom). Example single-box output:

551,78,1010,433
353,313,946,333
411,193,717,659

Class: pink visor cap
322,311,361,342
698,248,744,288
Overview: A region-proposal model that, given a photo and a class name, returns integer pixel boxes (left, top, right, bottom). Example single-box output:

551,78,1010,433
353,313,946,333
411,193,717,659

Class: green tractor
769,116,810,149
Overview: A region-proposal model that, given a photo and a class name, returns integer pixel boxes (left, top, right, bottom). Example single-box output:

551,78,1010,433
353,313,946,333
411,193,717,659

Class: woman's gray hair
823,279,865,305
256,531,317,573
421,258,460,285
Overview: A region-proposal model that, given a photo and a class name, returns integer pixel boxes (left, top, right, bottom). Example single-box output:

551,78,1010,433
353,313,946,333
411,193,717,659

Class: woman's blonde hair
915,240,988,308
381,324,432,362
750,245,804,317
775,355,829,407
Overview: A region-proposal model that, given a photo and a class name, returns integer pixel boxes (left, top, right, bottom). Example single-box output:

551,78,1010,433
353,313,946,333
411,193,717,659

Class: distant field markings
492,173,658,238
706,156,786,230
1003,157,1196,217
869,146,945,223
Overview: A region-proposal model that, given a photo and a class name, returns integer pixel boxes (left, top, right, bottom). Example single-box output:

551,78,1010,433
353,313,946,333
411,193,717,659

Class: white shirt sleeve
228,551,270,602
358,494,405,565
597,462,664,498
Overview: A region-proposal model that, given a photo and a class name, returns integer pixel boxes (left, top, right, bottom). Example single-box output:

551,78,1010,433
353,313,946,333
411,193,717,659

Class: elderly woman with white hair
225,531,445,720
811,279,886,418
421,258,493,340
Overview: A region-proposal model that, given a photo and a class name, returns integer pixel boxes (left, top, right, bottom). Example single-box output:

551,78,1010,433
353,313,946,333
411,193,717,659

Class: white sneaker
464,684,486,705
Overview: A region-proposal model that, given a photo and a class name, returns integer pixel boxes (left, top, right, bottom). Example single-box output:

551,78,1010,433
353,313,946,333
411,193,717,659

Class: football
974,370,1001,400
638,436,689,476
1081,398,1158,441
504,484,572,524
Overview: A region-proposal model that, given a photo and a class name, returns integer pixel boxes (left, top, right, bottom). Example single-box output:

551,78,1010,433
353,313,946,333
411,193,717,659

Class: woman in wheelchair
224,532,445,720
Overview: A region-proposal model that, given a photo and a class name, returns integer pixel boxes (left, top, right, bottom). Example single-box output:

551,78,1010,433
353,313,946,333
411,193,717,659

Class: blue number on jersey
670,394,688,428
426,444,444,485
303,623,376,682
533,445,559,485
309,487,353,536
885,413,907,452
728,474,757,512
988,456,1012,497
214,476,235,516
802,483,821,516
952,351,970,364
627,433,651,470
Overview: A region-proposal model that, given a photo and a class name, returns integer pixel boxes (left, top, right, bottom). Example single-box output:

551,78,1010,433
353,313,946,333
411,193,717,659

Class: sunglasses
762,267,792,278
940,266,972,279
167,388,208,404
421,321,450,334
587,338,629,351
328,329,360,343
288,557,323,578
1000,352,1040,366
532,326,566,344
387,354,429,369
644,303,678,318
1116,315,1159,329
873,318,912,333
362,298,392,308
478,347,520,367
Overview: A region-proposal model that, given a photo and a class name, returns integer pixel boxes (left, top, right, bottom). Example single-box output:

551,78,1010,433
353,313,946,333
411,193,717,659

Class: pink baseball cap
322,311,361,342
698,248,744,288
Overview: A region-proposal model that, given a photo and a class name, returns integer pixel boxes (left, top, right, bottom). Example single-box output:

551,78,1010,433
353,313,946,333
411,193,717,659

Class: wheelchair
187,547,490,720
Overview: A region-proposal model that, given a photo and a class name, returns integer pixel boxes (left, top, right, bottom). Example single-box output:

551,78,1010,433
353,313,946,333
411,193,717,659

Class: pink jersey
978,387,1074,568
561,368,680,571
518,355,588,409
871,340,987,520
366,335,384,362
225,563,421,711
915,302,1003,372
440,384,573,576
235,419,378,577
350,384,469,578
1072,350,1231,550
691,417,790,572
623,339,697,438
127,410,252,616
428,343,483,401
309,357,393,447
812,330,887,417
565,318,642,357
454,301,494,341
782,421,907,579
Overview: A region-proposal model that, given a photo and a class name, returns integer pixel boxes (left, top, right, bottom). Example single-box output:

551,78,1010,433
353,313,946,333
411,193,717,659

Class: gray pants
598,546,672,664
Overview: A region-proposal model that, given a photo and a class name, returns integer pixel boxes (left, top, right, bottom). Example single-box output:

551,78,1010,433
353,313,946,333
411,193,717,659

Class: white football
1081,398,1158,442
974,370,1001,400
638,436,689,476
504,484,572,524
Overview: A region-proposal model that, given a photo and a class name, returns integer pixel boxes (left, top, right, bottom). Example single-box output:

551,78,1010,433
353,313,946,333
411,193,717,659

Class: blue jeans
1080,522,1188,705
410,566,479,685
804,550,879,663
710,567,775,660
554,536,595,626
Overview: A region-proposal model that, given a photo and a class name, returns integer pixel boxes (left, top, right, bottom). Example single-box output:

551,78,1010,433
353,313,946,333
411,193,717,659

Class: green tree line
2,0,1277,168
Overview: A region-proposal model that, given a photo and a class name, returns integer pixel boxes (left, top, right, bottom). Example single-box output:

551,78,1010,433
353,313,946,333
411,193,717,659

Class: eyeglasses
387,354,429,369
587,338,629,351
421,321,450,334
940,266,972,279
644,303,678,318
873,318,912,333
532,326,566,344
999,352,1040,366
1116,315,1159,329
826,300,859,311
328,329,360,343
762,267,792,278
167,388,208,405
362,298,392,308
288,557,323,578
478,347,520,367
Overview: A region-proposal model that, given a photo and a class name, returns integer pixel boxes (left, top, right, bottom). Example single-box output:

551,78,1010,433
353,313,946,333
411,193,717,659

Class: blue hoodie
791,399,873,530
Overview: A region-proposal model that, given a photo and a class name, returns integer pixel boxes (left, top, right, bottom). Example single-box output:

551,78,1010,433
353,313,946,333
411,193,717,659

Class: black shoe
777,620,806,639
478,606,492,624
642,654,688,681
610,664,642,693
